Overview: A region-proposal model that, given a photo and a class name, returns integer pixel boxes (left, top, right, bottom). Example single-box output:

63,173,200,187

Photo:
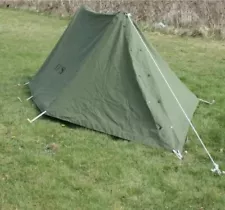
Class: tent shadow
41,113,129,144
42,115,82,129
110,135,129,143
25,86,137,146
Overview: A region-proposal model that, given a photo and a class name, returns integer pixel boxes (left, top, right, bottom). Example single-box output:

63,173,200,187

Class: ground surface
0,9,225,210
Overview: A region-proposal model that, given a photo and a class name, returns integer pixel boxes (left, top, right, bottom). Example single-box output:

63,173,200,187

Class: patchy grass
0,9,225,210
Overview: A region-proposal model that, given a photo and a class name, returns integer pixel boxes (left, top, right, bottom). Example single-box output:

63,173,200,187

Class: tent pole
27,111,47,123
126,13,222,175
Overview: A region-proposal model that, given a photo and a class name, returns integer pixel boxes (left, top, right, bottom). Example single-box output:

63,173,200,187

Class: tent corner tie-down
27,110,47,123
126,13,223,175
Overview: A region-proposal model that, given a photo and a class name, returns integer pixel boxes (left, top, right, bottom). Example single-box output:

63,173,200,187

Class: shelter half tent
27,6,199,152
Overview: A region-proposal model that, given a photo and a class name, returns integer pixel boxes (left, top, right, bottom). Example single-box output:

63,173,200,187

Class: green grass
0,8,225,210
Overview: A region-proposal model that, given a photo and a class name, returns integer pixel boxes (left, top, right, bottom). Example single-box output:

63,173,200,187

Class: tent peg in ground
199,98,215,105
26,96,33,101
27,111,47,123
23,82,29,86
17,97,22,102
211,163,222,175
172,150,183,160
16,82,29,87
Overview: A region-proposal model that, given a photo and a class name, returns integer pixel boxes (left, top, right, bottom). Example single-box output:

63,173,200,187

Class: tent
27,6,199,152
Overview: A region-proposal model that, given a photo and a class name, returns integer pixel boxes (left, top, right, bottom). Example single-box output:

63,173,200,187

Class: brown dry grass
1,0,225,38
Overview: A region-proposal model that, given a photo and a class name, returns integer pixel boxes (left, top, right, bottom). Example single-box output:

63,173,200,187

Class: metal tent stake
26,96,33,101
24,82,29,86
27,111,47,123
173,150,183,160
127,13,222,175
17,97,22,102
199,98,215,105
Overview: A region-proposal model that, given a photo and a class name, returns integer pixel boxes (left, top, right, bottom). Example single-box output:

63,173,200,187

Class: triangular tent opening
28,6,199,152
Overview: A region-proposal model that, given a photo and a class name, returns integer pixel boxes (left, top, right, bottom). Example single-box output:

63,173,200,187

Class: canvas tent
27,6,199,152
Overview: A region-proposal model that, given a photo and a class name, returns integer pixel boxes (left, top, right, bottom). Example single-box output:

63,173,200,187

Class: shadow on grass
29,103,128,144
46,115,128,143
22,73,131,145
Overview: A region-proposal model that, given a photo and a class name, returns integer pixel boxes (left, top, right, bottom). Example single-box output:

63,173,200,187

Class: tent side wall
46,13,168,149
126,17,199,151
29,7,116,111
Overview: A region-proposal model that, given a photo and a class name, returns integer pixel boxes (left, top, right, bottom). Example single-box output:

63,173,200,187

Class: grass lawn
0,8,225,210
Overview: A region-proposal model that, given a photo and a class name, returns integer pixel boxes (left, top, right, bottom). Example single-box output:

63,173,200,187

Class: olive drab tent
27,6,199,152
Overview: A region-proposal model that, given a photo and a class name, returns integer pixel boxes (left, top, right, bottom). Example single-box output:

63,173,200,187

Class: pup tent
27,6,199,152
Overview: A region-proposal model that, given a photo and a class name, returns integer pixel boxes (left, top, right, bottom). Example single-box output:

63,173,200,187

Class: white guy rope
127,13,222,175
